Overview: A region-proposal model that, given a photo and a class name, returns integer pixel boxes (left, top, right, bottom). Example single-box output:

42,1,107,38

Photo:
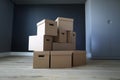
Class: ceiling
12,0,86,4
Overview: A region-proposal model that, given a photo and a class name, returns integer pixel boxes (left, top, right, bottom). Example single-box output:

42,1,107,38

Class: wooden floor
0,56,120,80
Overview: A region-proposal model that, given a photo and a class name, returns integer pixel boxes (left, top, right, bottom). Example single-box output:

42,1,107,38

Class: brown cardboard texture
72,32,76,49
37,19,57,36
33,51,50,68
54,29,67,43
53,43,75,50
67,31,76,43
72,51,86,67
67,31,76,49
43,35,53,51
51,51,72,68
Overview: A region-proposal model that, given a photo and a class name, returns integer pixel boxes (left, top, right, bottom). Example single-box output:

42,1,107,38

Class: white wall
86,0,120,59
0,0,13,52
85,0,92,58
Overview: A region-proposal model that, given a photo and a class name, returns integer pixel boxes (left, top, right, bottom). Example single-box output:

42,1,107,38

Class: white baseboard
10,52,33,56
0,52,10,57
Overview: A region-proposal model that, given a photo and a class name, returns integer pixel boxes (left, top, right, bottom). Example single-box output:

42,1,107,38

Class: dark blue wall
12,4,85,51
0,0,13,52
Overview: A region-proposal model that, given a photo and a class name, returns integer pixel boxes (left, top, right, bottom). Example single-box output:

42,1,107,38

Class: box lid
51,51,72,56
34,51,50,56
55,17,74,22
36,19,55,26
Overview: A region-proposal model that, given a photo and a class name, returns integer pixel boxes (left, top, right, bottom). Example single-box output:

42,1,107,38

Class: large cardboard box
28,35,53,51
51,51,72,68
55,17,74,31
37,19,57,36
53,43,75,51
53,29,67,43
72,51,86,67
33,51,50,68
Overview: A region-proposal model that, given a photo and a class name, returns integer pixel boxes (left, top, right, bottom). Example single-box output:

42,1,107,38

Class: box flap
55,17,74,22
34,51,50,56
37,19,55,26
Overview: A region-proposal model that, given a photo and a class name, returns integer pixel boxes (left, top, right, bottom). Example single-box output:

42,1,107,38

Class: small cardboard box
72,32,76,49
37,19,57,36
53,29,67,43
28,35,53,51
33,51,50,68
53,43,75,51
72,51,86,67
67,31,76,43
67,31,76,49
43,35,53,51
55,17,74,31
50,51,72,68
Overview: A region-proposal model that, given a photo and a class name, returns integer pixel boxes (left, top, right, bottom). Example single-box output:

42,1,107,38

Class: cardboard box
33,51,50,68
50,51,72,68
28,35,53,51
67,31,76,43
55,17,74,31
28,35,38,51
43,35,53,51
37,19,57,36
53,43,75,50
53,29,67,43
72,32,76,49
67,31,76,49
72,51,86,67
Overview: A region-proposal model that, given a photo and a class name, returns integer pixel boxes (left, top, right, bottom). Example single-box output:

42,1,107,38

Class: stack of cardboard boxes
28,17,86,68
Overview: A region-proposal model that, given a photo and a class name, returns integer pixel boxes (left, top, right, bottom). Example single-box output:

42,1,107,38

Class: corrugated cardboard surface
54,29,67,43
72,32,76,49
55,17,74,31
51,51,72,68
33,51,50,68
37,19,57,36
53,43,75,50
67,31,76,43
72,51,86,67
44,35,53,51
51,51,72,56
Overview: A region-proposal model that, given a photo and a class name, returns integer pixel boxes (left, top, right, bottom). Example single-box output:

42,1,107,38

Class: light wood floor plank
0,56,120,80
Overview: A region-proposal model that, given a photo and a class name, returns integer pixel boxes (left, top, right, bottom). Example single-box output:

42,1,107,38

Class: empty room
0,0,120,80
